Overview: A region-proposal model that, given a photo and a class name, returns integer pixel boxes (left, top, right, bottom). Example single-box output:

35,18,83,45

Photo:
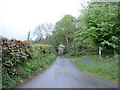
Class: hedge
2,38,32,76
1,38,56,89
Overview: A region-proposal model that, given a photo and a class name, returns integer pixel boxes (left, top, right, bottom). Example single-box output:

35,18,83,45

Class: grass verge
65,54,119,84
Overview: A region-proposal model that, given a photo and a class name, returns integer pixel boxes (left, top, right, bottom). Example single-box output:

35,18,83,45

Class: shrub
2,38,32,76
65,46,97,56
2,39,56,89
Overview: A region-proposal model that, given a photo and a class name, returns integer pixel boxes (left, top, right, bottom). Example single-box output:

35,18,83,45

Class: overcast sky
0,0,91,40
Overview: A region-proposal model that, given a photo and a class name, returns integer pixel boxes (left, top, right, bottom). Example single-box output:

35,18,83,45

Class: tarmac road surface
17,56,118,88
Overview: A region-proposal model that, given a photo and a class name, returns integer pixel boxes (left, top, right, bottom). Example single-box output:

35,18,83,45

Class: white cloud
0,0,91,40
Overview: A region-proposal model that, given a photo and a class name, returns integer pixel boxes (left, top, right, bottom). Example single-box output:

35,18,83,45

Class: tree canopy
74,2,120,54
50,15,77,49
33,2,120,55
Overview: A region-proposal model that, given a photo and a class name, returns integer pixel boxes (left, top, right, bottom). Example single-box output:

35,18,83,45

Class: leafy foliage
74,2,120,54
2,38,32,76
2,38,56,89
49,15,77,52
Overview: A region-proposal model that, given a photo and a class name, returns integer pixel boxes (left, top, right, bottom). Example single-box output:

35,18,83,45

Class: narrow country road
17,56,118,88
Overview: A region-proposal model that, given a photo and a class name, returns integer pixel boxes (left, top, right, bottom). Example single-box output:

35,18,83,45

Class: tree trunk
65,37,70,47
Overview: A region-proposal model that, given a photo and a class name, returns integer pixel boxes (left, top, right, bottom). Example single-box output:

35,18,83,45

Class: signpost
99,47,102,59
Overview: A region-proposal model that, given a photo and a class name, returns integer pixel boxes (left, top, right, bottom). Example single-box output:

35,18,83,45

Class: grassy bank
66,54,119,84
2,43,56,89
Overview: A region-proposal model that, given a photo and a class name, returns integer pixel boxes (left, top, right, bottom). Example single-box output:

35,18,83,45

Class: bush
65,46,97,56
2,38,32,65
2,38,32,76
2,38,56,89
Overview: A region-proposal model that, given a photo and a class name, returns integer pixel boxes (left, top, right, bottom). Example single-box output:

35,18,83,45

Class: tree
48,15,77,54
27,30,31,42
52,15,76,46
74,2,120,54
33,23,53,43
